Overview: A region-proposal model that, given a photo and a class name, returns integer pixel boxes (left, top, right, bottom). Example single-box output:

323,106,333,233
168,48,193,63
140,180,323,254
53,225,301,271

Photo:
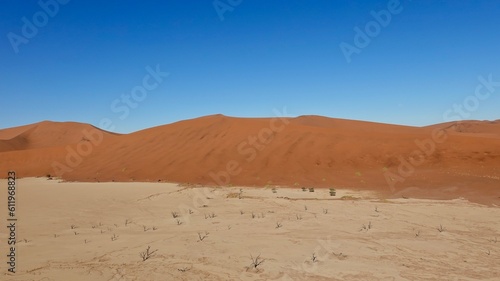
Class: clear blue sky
1,0,499,133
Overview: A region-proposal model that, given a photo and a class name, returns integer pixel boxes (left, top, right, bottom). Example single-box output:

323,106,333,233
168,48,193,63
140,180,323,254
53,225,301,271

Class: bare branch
248,254,265,271
437,224,445,233
140,246,158,261
198,232,209,241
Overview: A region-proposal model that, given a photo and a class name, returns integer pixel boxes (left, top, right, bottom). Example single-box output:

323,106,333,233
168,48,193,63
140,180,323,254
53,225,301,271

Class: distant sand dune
0,115,499,204
0,121,119,152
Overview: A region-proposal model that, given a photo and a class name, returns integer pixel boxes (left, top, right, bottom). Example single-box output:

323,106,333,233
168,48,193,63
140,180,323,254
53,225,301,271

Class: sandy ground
0,178,499,281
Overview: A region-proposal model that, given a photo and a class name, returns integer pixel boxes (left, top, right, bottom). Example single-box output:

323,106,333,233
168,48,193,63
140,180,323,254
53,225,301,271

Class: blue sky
1,0,499,133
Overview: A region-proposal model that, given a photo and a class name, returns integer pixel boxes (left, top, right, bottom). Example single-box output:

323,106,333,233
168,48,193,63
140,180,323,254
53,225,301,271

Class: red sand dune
1,115,499,204
0,121,120,152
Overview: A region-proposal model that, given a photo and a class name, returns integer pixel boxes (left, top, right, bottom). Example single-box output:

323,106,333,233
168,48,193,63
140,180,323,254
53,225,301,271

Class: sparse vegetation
312,253,318,262
360,221,372,232
437,224,445,233
205,212,217,219
309,187,315,192
333,252,348,260
329,188,336,196
198,232,209,241
16,176,499,279
178,267,191,272
247,254,265,271
302,187,307,192
341,195,359,200
140,246,158,261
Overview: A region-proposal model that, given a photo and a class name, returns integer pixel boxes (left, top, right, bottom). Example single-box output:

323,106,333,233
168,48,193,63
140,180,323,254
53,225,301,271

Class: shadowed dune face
0,116,499,204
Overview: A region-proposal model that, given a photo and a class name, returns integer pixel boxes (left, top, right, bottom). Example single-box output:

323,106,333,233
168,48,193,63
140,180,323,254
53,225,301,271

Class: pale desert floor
1,178,499,281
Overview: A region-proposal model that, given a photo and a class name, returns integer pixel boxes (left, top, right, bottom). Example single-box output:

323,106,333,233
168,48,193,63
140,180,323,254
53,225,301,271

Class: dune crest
0,115,498,204
0,121,119,152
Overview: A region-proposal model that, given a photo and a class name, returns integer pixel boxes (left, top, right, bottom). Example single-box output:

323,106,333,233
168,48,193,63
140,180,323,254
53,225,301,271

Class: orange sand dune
0,115,498,204
429,120,500,137
0,121,119,152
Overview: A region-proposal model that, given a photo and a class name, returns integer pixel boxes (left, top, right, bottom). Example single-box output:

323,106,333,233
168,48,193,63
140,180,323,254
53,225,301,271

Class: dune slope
0,116,498,203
